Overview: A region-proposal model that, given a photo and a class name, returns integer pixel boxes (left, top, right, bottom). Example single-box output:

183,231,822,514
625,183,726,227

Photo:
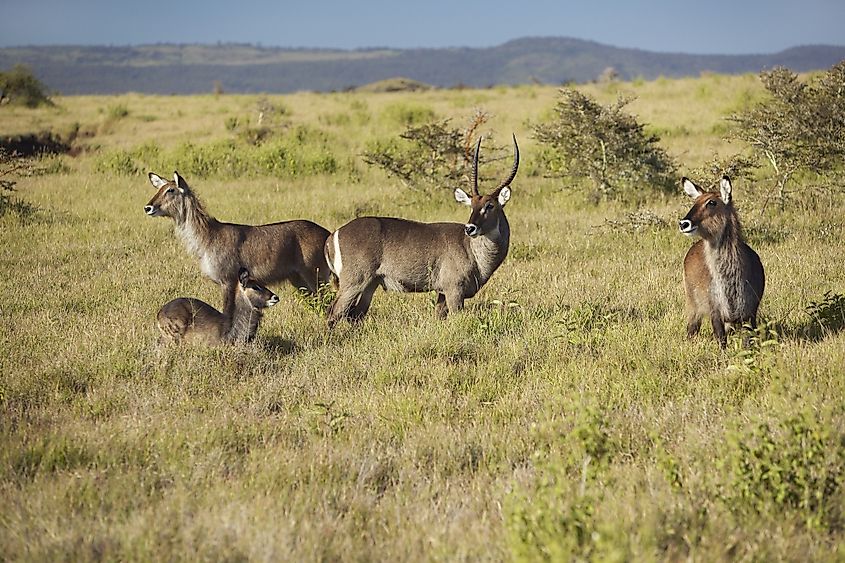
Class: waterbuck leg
349,281,379,323
435,293,448,320
221,280,238,319
445,293,465,319
711,313,727,349
686,314,702,338
327,289,361,328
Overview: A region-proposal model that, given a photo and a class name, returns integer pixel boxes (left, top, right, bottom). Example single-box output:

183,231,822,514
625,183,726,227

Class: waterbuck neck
703,208,743,250
173,193,214,258
225,292,263,343
469,213,510,285
702,213,748,317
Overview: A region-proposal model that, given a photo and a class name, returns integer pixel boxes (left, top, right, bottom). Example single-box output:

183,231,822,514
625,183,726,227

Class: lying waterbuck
325,135,519,327
145,171,331,316
157,268,279,345
679,176,765,347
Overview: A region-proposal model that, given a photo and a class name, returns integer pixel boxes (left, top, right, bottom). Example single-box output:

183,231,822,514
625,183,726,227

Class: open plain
1,74,844,560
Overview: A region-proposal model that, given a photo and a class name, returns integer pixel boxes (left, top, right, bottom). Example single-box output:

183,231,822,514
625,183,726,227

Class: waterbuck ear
149,172,168,189
173,171,188,194
497,186,511,207
238,268,250,286
720,176,733,204
682,177,703,199
454,188,472,206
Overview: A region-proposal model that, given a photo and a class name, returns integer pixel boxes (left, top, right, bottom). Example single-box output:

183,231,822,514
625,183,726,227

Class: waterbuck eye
706,199,717,207
483,202,494,212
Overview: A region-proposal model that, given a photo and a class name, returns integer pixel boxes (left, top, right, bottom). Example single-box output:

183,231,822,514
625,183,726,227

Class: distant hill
2,37,844,95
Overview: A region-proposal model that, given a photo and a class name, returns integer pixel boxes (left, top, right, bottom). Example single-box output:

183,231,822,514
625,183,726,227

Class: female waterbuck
157,268,279,345
679,176,765,347
145,172,331,316
324,135,519,327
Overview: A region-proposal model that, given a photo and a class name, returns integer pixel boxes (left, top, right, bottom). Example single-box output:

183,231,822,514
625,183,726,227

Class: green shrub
94,149,139,176
728,62,845,207
384,102,436,126
93,131,339,178
256,97,289,124
224,116,240,131
223,99,291,145
714,321,781,404
34,155,70,175
534,89,677,202
131,141,161,171
171,139,244,177
253,139,337,176
555,301,630,352
0,64,53,108
725,321,780,378
362,110,489,192
803,291,845,340
508,489,604,561
106,103,129,120
720,410,845,531
319,111,351,127
505,408,623,560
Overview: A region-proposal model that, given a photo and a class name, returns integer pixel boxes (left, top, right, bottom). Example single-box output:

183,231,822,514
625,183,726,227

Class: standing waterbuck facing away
145,172,331,316
679,176,765,347
158,268,279,345
325,135,519,327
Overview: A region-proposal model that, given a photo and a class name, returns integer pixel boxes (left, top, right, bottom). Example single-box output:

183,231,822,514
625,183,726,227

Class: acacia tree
533,89,676,202
362,110,491,192
728,62,845,208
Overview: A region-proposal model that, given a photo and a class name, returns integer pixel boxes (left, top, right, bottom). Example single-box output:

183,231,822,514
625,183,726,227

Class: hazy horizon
3,36,844,55
1,0,843,55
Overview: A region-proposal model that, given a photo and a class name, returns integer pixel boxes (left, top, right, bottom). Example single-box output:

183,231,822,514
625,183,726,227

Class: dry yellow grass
1,74,844,561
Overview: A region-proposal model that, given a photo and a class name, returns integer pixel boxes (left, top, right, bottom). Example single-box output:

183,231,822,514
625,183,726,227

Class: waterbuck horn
472,136,482,196
494,134,520,193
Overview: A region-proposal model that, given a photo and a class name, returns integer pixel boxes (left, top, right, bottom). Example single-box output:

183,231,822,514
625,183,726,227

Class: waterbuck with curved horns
679,176,765,348
324,134,519,327
145,171,332,317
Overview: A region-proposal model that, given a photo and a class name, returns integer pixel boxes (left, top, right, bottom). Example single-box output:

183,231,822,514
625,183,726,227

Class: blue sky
1,0,843,53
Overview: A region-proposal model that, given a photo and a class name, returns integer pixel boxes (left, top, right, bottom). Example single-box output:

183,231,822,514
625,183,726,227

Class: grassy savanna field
2,73,845,560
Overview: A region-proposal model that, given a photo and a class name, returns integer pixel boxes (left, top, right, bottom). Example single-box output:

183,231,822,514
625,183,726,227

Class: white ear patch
149,173,168,189
174,171,186,194
454,188,472,206
682,178,703,199
720,177,732,204
497,186,511,207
